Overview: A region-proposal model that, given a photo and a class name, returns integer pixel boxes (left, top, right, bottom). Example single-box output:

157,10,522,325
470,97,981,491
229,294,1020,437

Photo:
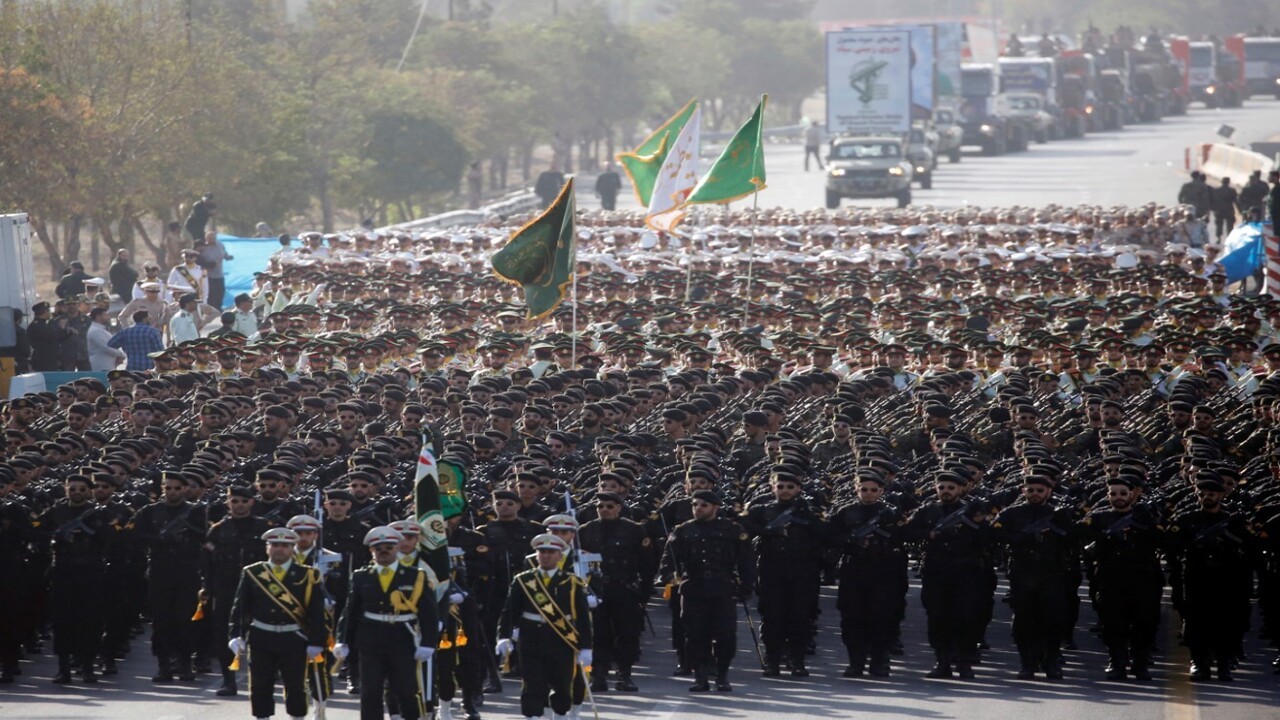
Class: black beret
492,489,519,502
691,489,722,506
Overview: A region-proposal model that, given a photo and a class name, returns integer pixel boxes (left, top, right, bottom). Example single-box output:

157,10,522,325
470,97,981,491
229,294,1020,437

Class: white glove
494,638,514,657
586,594,600,609
511,628,520,641
414,647,435,662
324,598,336,612
227,637,246,655
448,592,465,604
332,643,350,660
306,646,324,660
578,649,593,668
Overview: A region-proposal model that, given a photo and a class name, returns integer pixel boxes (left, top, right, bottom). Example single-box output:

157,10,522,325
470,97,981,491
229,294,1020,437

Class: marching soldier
496,533,593,720
1077,476,1164,681
905,471,993,679
288,514,344,703
991,474,1076,679
660,490,754,692
226,527,328,720
740,471,824,677
1166,473,1253,681
829,471,906,677
578,491,656,692
203,486,269,696
334,526,440,720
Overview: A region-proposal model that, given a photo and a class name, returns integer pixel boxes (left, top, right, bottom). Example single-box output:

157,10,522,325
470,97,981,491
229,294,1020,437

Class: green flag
491,177,576,320
617,98,698,206
684,95,768,206
413,444,452,598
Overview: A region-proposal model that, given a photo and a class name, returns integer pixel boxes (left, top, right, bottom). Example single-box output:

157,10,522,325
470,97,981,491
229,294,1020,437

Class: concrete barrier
1200,142,1277,186
7,370,110,399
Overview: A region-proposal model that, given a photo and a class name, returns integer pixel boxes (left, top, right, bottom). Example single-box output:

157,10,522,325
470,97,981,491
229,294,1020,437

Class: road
578,98,1280,213
3,580,1276,720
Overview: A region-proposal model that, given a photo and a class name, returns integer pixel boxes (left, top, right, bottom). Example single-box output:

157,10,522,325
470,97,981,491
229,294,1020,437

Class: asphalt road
3,580,1276,719
578,98,1280,213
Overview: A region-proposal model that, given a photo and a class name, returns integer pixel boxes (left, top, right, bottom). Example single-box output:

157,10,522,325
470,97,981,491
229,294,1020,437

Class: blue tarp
218,235,289,309
1218,223,1264,283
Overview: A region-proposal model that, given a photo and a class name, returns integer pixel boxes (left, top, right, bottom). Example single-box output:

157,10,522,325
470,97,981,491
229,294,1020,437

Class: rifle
932,504,979,534
1192,517,1243,545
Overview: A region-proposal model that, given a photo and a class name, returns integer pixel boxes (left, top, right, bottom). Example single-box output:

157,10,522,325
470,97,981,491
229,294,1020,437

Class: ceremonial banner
490,178,576,320
414,445,452,595
683,95,767,206
617,98,699,206
826,29,912,135
645,103,702,232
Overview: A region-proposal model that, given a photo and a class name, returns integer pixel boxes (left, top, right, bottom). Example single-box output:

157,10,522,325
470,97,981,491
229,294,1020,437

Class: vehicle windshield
909,129,926,143
832,143,901,159
962,70,995,96
1189,46,1213,66
1006,96,1041,111
935,110,954,124
1245,40,1280,63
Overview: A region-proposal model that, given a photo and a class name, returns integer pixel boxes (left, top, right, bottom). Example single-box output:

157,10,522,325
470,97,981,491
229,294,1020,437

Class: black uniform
37,499,111,680
578,516,655,685
992,500,1076,677
1167,508,1253,678
905,499,992,676
228,560,328,719
339,562,441,720
476,518,539,640
660,515,754,686
132,499,208,678
829,500,905,675
741,497,824,673
203,514,269,686
498,567,592,718
1077,505,1164,679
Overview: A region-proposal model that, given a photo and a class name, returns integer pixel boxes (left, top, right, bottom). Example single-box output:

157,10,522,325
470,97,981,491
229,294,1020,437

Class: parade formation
3,196,1280,720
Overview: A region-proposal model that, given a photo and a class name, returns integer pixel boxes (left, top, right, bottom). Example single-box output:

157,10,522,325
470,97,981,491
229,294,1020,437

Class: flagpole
742,191,760,321
570,271,579,368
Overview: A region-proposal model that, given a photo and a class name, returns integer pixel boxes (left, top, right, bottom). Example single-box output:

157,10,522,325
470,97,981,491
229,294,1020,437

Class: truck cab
959,63,1029,155
1234,36,1280,98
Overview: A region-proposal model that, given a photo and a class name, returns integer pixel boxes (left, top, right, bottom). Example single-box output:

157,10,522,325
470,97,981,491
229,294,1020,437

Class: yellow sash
518,571,581,652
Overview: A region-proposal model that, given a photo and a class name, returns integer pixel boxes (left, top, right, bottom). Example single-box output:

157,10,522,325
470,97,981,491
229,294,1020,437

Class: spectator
59,297,92,371
1212,177,1239,240
207,311,239,339
54,261,93,300
108,249,138,300
26,301,69,372
12,309,29,375
197,231,233,308
87,307,126,371
168,293,201,346
108,311,163,371
168,249,207,303
184,193,215,242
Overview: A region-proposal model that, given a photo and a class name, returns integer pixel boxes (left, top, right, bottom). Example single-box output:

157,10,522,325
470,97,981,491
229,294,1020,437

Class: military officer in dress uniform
227,527,328,720
496,533,593,720
203,485,269,696
334,526,440,720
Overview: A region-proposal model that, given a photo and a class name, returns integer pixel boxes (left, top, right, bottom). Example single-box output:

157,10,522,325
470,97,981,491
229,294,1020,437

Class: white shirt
232,309,259,338
87,322,126,371
167,264,206,302
169,310,200,345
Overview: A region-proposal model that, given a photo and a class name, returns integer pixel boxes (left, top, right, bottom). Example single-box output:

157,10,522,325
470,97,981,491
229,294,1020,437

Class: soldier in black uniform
496,533,593,720
132,470,209,682
991,474,1076,679
829,470,905,677
476,489,540,663
905,471,992,679
335,526,440,720
660,489,754,692
1167,473,1253,681
37,473,111,683
227,527,328,720
0,470,32,682
91,471,136,676
1077,475,1164,680
578,491,655,691
439,506,492,720
203,485,269,696
741,471,824,677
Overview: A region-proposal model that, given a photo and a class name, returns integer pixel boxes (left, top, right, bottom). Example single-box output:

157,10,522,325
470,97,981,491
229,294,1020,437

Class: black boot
762,654,781,678
176,656,196,682
52,656,72,684
688,670,711,692
80,659,98,684
462,695,481,720
1104,651,1128,681
714,672,732,692
615,668,639,692
589,669,609,692
926,654,953,679
868,655,890,678
215,669,238,696
151,658,174,683
1130,661,1152,681
101,657,118,675
843,660,864,678
1043,657,1064,681
955,659,975,679
789,655,810,677
1189,657,1212,681
673,651,692,677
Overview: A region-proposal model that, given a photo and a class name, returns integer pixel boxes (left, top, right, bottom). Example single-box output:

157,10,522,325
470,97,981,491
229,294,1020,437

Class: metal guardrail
376,190,540,234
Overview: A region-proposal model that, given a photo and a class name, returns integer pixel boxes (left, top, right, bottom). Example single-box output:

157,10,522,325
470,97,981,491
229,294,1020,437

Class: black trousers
208,277,226,309
51,562,104,660
680,592,736,677
804,145,823,170
247,627,309,718
358,634,422,720
517,627,577,717
148,561,201,660
1093,571,1162,666
838,562,902,663
1008,570,1069,666
920,566,988,662
757,571,818,661
593,588,644,672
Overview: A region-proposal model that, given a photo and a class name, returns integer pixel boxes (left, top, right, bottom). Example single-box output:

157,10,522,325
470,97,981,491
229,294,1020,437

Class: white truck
0,213,38,397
